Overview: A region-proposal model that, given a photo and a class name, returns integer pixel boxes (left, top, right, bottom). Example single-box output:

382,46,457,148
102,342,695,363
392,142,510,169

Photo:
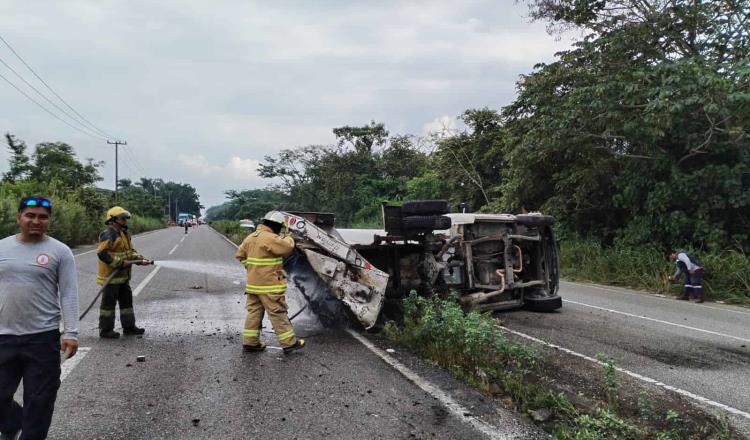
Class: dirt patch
501,332,743,438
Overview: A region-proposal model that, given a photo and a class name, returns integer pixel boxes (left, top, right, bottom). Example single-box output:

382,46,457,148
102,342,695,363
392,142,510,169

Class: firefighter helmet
106,206,131,223
262,210,286,226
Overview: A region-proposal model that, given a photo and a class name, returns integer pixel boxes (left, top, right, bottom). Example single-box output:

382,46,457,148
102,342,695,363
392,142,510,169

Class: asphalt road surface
498,280,750,431
48,226,546,440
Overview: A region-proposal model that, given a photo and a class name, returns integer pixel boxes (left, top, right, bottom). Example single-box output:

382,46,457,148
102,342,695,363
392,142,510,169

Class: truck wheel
523,295,562,312
402,200,450,216
402,215,451,231
515,214,554,227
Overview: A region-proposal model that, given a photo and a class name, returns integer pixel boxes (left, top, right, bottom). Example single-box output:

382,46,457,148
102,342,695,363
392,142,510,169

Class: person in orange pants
235,211,304,354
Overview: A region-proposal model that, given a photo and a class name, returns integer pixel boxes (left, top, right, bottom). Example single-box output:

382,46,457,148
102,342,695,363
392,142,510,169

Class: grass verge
385,292,735,439
560,240,750,305
209,220,246,245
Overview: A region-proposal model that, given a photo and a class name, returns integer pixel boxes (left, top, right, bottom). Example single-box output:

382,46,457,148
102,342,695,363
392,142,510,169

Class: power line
0,34,118,140
0,54,107,140
0,69,108,140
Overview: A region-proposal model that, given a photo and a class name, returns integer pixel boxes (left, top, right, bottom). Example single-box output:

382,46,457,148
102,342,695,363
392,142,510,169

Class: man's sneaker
283,339,305,354
100,330,120,339
123,327,145,336
243,343,267,352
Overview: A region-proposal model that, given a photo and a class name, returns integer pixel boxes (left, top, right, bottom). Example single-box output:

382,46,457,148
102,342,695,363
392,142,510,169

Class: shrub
560,239,750,304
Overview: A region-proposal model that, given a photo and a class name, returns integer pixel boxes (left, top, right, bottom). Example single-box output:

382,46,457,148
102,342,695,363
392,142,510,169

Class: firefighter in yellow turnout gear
96,206,149,339
236,211,305,353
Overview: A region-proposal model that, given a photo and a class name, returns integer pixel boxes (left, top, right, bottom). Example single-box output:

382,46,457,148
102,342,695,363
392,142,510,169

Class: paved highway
47,227,546,439
498,280,750,432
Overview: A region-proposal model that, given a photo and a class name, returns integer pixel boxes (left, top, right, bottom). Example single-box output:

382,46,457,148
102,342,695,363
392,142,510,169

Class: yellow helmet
262,210,286,225
106,206,131,223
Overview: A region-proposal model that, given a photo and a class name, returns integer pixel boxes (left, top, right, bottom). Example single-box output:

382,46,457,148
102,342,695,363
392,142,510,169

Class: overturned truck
283,200,561,329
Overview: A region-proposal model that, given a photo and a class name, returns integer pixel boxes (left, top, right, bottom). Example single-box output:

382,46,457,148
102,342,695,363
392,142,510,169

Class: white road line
563,281,750,316
211,226,240,248
498,325,750,420
168,244,179,255
60,347,91,382
347,330,511,440
180,236,186,243
132,266,161,297
564,299,750,343
73,248,98,257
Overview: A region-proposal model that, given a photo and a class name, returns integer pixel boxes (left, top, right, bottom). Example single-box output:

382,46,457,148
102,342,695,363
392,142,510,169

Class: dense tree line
208,0,749,252
0,133,202,244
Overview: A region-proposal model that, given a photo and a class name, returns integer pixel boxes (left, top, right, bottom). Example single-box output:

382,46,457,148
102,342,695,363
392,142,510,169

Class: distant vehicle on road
176,213,191,226
239,219,255,230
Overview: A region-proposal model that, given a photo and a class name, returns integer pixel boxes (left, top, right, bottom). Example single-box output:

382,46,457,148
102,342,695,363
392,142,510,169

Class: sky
0,1,575,210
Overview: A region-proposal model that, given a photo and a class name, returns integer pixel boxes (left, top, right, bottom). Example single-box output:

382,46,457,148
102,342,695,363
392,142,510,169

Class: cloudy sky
0,1,574,209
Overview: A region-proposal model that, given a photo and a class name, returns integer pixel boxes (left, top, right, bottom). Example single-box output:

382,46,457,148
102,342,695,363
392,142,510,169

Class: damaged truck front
283,200,561,329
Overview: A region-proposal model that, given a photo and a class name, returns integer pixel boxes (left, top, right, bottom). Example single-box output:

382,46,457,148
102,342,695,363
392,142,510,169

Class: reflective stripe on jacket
96,226,141,285
235,224,294,294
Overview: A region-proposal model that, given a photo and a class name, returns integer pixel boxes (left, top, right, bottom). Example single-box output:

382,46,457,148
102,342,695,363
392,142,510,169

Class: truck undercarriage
283,200,561,329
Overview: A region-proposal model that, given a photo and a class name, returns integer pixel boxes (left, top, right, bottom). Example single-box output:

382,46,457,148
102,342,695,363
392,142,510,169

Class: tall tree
2,134,32,183
30,142,103,189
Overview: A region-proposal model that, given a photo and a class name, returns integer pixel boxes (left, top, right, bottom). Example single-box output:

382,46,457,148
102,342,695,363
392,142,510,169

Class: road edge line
133,266,161,297
498,325,750,420
347,329,512,440
562,280,750,316
564,299,750,343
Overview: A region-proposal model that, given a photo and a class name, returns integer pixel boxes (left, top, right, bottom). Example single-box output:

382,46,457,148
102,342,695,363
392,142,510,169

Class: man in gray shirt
0,196,79,440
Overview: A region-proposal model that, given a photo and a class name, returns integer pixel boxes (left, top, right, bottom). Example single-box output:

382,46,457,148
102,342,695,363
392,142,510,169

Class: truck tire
523,295,562,312
402,200,450,216
515,214,554,227
402,215,451,231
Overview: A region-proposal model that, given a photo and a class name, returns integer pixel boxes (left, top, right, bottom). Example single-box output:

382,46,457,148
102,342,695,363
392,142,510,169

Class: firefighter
236,211,304,354
97,207,149,339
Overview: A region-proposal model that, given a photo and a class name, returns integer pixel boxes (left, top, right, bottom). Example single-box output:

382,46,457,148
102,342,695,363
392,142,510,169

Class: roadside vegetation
209,219,246,245
0,134,201,246
385,293,734,439
207,0,749,303
561,240,750,305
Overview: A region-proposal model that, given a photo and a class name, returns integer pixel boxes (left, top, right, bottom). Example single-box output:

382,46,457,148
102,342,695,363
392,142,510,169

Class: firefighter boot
123,326,145,335
100,330,120,339
283,339,305,354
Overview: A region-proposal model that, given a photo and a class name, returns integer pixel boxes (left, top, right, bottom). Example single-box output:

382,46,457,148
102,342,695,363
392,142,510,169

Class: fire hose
79,260,154,320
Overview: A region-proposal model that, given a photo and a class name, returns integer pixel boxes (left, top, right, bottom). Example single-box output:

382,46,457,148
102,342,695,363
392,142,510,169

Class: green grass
560,239,750,304
0,189,164,246
385,292,730,439
209,219,247,245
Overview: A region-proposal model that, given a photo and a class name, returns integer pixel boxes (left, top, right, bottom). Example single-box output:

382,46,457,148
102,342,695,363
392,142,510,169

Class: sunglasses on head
19,197,52,211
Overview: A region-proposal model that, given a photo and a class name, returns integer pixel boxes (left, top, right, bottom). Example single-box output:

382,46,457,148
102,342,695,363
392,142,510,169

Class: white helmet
262,210,286,226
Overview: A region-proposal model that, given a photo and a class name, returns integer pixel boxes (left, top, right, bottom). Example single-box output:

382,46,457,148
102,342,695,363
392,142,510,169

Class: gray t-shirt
0,234,79,340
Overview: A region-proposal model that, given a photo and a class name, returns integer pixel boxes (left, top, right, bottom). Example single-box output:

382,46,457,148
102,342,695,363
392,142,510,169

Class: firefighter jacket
235,224,295,294
96,225,142,285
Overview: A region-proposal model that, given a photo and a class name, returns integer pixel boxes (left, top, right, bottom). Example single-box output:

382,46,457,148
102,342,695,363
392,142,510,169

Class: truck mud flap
523,295,562,312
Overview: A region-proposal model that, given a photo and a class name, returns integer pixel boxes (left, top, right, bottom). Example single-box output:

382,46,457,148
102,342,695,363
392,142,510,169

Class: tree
497,0,750,248
432,109,505,210
30,142,103,189
3,134,31,183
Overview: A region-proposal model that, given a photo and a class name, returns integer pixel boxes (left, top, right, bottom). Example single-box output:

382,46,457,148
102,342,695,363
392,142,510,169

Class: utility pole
168,193,172,221
107,140,127,202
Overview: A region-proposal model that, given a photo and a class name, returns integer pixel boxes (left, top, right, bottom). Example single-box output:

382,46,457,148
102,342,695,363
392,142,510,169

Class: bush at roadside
209,219,248,245
560,239,750,304
0,187,165,246
385,293,731,439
